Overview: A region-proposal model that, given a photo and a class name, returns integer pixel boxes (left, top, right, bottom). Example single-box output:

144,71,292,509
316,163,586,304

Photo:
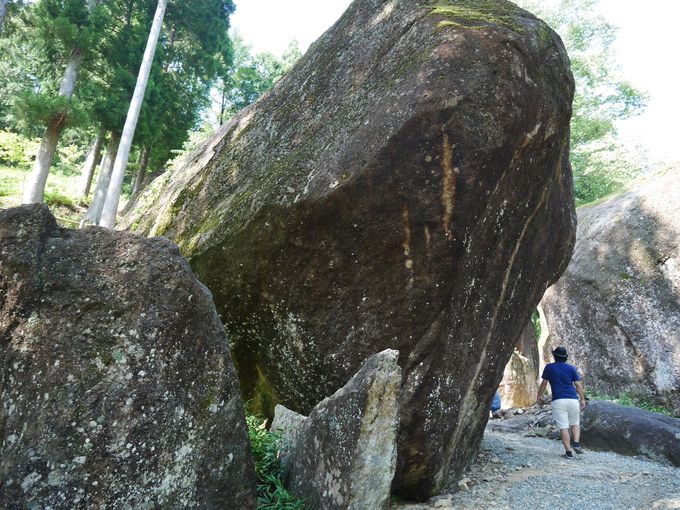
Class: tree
217,34,301,122
515,0,647,205
21,0,104,204
78,126,105,196
98,0,235,227
98,0,167,228
80,130,119,226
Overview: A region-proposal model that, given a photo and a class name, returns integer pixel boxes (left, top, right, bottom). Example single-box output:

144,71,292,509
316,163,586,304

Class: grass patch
586,389,677,417
247,415,306,510
0,164,88,227
429,0,524,31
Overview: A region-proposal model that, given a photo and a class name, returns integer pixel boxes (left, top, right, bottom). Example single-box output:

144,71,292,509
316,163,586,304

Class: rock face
0,205,256,509
541,167,680,413
500,322,540,408
128,0,575,499
271,349,400,510
581,400,680,466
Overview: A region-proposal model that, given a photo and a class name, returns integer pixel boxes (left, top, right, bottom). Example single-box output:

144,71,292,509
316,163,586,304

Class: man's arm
536,379,548,405
574,380,586,411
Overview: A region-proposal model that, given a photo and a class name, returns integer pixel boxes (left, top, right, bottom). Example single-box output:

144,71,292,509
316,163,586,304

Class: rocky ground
395,425,680,510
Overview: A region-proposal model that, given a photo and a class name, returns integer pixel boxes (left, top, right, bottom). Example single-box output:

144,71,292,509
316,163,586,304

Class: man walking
536,346,586,458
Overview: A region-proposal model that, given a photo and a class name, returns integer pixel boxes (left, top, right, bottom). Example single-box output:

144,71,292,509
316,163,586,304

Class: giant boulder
0,205,256,509
541,167,680,413
128,0,575,499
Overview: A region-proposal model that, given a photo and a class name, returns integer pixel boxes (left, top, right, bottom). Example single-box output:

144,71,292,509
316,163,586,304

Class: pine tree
21,0,104,204
99,0,166,228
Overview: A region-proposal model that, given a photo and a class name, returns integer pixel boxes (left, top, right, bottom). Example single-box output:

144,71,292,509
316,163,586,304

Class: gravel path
395,430,680,510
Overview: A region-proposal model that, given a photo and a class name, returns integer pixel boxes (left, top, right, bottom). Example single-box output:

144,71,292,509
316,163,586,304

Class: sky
231,0,680,165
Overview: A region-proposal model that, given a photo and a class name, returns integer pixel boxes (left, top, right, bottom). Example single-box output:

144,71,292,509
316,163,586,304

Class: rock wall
541,167,680,413
0,205,256,509
128,0,575,499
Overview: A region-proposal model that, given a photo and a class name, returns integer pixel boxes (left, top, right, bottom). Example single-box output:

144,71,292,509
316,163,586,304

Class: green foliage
531,309,541,340
44,188,75,208
0,163,85,225
247,415,306,510
0,129,39,166
585,388,677,417
13,91,89,131
218,34,302,120
514,0,648,205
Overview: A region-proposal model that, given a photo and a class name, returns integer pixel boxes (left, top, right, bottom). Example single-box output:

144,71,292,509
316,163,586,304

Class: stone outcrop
271,349,400,510
0,205,256,509
541,167,680,413
581,400,680,466
500,322,540,408
128,0,575,499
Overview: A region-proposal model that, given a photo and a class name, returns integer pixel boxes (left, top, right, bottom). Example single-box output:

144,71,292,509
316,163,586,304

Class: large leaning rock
581,400,680,466
0,205,256,509
128,0,576,499
271,349,400,510
541,167,680,413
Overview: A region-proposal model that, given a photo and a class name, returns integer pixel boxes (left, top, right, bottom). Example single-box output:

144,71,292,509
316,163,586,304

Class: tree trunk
0,0,10,33
22,48,84,204
79,128,106,197
99,0,166,229
121,144,151,215
219,85,227,125
132,144,150,196
80,132,120,226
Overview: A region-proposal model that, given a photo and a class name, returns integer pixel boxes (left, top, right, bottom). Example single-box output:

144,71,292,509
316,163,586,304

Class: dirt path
395,430,680,510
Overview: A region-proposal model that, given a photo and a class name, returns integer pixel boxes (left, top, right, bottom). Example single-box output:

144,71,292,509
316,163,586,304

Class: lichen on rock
0,204,256,509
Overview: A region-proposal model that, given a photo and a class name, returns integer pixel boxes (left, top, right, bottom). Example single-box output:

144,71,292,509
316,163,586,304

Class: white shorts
551,398,580,429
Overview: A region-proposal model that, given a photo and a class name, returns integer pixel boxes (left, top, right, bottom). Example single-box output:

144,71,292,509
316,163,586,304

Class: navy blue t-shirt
541,361,581,400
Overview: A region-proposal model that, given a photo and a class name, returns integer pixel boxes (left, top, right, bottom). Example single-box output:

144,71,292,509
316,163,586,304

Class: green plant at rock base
585,389,677,417
247,415,306,510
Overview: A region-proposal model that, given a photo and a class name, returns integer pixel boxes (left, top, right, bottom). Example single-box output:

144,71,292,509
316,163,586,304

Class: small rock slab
271,349,401,510
581,400,680,466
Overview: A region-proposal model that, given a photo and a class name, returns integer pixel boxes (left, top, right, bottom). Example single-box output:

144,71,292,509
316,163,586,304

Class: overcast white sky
231,0,680,165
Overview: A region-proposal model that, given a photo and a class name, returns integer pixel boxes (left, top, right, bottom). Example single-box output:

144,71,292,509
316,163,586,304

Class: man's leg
569,400,584,454
560,428,572,452
553,399,574,457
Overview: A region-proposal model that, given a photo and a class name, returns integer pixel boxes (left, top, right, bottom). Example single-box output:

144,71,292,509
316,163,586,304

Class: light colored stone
277,350,401,510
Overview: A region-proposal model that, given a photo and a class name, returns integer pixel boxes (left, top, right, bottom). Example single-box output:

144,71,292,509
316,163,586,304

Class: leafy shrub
44,189,75,209
55,142,86,176
0,130,39,167
247,415,306,510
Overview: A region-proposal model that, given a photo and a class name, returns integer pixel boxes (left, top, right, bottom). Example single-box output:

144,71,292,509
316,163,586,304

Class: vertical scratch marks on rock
402,204,414,271
441,130,456,240
438,183,550,486
424,225,432,260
